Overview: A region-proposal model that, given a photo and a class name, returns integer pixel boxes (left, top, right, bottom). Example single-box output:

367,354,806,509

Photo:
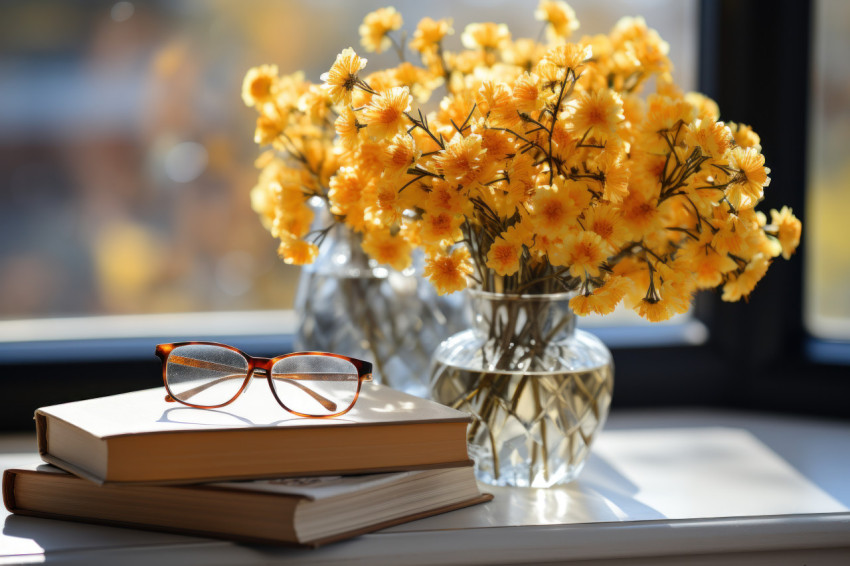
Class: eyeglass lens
166,344,249,406
270,355,359,416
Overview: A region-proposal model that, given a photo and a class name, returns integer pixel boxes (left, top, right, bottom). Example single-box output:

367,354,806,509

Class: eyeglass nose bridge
250,357,273,378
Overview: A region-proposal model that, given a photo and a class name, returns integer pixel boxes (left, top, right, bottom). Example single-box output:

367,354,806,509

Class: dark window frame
2,0,848,431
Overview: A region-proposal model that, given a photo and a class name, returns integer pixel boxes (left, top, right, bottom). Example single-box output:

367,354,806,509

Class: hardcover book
3,464,492,546
35,384,472,484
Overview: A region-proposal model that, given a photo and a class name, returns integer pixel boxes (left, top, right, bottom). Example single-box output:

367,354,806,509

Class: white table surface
2,409,849,565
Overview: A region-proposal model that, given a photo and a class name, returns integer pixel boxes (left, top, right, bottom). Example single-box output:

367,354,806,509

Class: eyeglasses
155,342,373,418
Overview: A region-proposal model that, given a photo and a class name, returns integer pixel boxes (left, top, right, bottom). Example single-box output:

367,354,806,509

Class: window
6,1,844,430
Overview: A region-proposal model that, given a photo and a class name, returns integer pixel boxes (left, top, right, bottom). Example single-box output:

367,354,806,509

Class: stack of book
2,384,491,546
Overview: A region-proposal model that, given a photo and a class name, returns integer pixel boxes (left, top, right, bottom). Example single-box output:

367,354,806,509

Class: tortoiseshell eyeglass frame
155,341,373,418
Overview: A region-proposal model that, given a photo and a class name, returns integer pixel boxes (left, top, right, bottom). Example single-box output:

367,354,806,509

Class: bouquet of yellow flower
243,1,801,324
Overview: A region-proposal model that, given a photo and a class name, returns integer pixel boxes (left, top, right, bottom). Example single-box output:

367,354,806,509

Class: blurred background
0,0,847,342
0,0,698,321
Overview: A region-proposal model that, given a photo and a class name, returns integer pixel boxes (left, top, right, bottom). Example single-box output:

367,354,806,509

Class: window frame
694,0,850,416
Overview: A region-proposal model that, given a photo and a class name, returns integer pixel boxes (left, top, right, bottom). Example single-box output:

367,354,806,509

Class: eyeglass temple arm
164,356,339,412
164,373,245,403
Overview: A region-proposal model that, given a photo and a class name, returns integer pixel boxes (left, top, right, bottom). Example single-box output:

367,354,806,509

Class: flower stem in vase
431,290,614,487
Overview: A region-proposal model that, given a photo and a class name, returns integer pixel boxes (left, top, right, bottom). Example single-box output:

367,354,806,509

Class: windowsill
2,408,848,564
0,309,708,364
0,311,298,363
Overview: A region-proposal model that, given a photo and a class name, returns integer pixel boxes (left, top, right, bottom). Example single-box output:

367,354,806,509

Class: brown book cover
35,384,472,484
3,464,492,547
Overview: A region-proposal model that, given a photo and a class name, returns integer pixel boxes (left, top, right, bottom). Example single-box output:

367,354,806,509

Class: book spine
35,412,48,456
2,469,18,513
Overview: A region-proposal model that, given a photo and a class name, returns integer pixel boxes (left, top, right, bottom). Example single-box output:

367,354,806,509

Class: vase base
472,458,587,488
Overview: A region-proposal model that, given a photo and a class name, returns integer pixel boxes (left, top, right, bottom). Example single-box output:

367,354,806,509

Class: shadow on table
572,450,667,521
404,450,666,531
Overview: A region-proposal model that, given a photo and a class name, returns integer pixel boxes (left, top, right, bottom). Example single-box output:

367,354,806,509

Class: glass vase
294,222,465,398
430,290,613,487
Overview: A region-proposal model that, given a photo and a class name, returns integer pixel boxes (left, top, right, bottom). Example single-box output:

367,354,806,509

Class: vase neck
303,222,376,277
468,291,576,346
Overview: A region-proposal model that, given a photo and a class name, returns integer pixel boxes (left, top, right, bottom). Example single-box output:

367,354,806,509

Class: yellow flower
410,17,453,53
726,146,770,210
277,236,318,265
612,256,650,308
367,179,408,226
610,16,671,77
421,48,446,77
728,122,761,151
657,266,695,315
504,39,547,73
530,180,581,236
640,95,697,153
392,62,442,103
535,0,580,40
272,199,314,240
541,43,592,72
254,115,282,146
328,167,366,218
321,48,367,106
476,81,519,127
695,247,738,289
361,228,413,271
635,297,673,322
479,126,515,163
549,120,579,165
349,140,386,179
486,237,522,276
382,133,419,175
583,204,627,254
722,253,770,302
536,60,567,88
424,248,473,295
503,222,535,247
434,133,488,187
426,180,468,216
353,69,394,107
512,72,544,114
600,153,631,203
628,150,667,192
461,22,511,51
502,153,536,206
711,213,750,257
363,87,412,140
438,91,478,138
298,84,333,122
420,211,463,247
619,184,662,240
569,292,595,316
570,276,628,316
685,119,732,160
242,64,278,108
685,92,720,121
335,106,364,149
359,7,403,53
560,230,608,279
770,206,802,260
567,89,625,137
676,231,737,289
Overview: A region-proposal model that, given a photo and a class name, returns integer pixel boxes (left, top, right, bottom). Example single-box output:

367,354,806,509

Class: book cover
36,383,472,484
3,464,492,546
